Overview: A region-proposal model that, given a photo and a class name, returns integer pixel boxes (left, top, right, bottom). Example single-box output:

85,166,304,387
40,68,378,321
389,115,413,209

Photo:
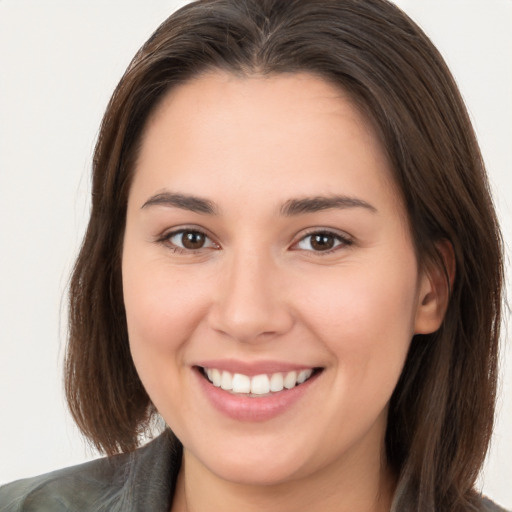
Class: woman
0,0,506,511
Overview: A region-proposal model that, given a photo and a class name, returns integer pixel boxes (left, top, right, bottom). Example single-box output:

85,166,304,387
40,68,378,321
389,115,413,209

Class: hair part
65,1,503,510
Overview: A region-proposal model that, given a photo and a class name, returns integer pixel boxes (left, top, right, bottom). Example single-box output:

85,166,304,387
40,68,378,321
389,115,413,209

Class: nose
208,249,294,343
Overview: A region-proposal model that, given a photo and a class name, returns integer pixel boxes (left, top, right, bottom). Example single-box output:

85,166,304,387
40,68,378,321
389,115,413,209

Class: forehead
132,71,401,216
144,71,375,149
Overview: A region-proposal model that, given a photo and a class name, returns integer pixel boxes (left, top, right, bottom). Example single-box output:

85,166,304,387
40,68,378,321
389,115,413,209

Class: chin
208,457,307,486
187,434,315,486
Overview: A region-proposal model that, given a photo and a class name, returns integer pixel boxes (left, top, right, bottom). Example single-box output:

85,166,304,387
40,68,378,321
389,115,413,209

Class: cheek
121,245,212,407
122,261,213,434
298,261,417,337
292,257,418,399
123,265,202,349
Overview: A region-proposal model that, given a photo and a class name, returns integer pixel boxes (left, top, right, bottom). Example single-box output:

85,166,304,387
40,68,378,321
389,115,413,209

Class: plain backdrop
0,0,510,507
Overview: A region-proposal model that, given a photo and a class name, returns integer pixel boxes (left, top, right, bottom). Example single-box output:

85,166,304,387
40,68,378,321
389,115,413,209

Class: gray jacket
0,431,181,512
0,431,508,511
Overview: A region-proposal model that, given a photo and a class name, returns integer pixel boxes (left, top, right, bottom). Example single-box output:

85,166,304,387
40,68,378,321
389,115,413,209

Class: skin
122,72,448,512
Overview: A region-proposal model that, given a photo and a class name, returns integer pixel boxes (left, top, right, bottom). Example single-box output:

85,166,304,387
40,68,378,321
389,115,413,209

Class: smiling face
122,72,441,489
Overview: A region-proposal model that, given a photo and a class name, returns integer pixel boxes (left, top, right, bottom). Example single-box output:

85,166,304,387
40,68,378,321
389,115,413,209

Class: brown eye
166,229,216,251
310,234,335,251
181,231,206,249
295,231,350,252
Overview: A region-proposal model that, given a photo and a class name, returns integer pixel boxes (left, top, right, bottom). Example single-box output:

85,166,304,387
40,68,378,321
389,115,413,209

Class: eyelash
157,228,218,254
292,229,353,254
157,228,353,255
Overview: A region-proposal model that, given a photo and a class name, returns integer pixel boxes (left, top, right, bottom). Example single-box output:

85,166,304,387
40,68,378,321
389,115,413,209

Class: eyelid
155,225,352,254
291,228,354,253
156,226,220,252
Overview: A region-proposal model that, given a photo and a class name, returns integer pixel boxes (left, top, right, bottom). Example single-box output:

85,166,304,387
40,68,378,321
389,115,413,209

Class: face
122,72,439,486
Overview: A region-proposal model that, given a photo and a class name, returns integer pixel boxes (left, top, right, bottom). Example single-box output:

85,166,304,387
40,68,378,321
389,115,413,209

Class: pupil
182,231,205,249
311,234,334,251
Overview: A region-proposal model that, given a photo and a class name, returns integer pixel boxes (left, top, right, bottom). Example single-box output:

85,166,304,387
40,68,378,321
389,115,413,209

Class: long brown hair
65,1,504,510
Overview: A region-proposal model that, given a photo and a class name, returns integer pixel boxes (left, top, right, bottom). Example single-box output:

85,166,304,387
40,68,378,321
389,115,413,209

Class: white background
0,0,510,507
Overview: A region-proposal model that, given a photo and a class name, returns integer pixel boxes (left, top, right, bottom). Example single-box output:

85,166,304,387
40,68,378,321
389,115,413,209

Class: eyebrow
141,191,377,216
280,195,377,216
141,192,217,215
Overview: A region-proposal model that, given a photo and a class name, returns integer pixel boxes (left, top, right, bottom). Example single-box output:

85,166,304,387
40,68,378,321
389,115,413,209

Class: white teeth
203,367,315,395
251,374,270,395
297,369,313,384
220,371,233,390
284,371,297,389
269,372,284,392
211,368,221,387
232,373,251,393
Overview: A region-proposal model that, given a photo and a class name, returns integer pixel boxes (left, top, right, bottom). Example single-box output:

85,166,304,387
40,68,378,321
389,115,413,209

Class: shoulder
0,455,125,512
481,496,511,512
0,430,181,512
0,448,135,512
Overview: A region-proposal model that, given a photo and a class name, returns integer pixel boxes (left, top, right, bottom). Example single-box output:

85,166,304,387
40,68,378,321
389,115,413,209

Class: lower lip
194,368,321,422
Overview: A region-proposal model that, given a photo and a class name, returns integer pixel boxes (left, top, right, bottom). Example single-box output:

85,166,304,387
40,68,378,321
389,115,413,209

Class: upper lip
194,359,321,376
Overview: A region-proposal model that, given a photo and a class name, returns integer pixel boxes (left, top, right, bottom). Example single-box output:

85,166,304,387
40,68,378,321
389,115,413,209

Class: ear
414,240,455,334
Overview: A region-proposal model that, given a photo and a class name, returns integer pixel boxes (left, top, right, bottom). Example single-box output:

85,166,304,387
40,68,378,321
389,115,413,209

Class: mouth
196,366,323,397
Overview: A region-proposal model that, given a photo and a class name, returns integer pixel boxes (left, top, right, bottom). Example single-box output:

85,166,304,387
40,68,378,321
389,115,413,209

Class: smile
200,367,317,396
194,364,324,421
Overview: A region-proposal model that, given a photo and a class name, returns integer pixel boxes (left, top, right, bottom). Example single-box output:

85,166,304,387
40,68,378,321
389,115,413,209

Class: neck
171,444,395,512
